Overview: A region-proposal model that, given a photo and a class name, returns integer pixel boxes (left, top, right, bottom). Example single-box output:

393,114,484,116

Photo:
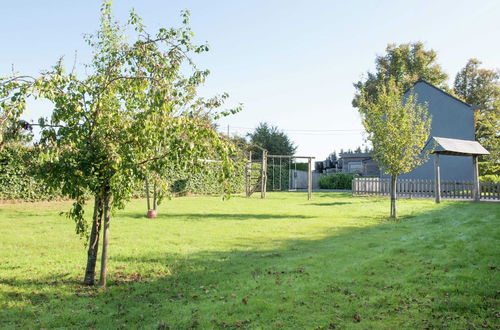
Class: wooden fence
352,178,500,201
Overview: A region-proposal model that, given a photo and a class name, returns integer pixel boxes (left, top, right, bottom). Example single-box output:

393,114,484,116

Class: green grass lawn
1,192,499,329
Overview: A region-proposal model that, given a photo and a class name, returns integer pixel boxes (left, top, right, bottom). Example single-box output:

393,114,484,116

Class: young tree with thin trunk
358,80,431,218
0,2,241,286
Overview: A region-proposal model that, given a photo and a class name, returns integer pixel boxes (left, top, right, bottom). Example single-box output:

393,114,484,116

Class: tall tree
353,42,448,108
247,122,296,158
0,2,241,286
358,80,431,218
0,79,33,149
454,59,500,174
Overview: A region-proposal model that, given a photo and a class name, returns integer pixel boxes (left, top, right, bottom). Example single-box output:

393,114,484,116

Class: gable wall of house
399,81,475,181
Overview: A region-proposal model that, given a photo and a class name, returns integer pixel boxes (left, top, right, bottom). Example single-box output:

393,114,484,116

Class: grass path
0,193,499,328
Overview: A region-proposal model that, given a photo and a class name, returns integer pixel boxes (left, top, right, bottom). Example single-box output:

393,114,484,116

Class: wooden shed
426,137,490,203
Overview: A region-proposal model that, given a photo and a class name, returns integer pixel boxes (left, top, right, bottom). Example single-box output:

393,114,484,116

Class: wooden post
473,155,480,202
245,161,250,198
245,151,253,198
307,157,312,200
434,153,441,204
261,150,267,199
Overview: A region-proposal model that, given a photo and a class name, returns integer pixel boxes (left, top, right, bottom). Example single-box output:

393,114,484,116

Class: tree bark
390,174,397,218
153,182,157,211
98,192,112,287
145,178,151,210
83,196,103,285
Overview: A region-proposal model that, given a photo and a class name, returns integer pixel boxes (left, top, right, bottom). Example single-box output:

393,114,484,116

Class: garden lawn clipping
1,192,499,328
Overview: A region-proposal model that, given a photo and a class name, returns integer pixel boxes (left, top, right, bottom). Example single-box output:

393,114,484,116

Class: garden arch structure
428,137,490,203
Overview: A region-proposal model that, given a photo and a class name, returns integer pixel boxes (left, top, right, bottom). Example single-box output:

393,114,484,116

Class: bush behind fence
352,177,500,200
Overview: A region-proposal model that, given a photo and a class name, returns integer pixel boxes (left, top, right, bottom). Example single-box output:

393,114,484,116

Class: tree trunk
98,192,111,287
83,196,103,285
390,174,397,218
145,178,150,210
153,182,157,211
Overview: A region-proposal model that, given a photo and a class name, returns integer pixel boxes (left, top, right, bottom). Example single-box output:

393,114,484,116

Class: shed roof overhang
425,137,490,156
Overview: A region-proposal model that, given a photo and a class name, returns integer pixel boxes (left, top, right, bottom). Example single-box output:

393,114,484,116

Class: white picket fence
352,177,500,201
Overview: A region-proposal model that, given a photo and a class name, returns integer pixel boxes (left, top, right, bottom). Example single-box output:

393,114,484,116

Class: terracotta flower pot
147,209,157,218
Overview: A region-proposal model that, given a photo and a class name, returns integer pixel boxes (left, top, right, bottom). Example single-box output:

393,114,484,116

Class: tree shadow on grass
121,212,315,221
307,202,351,206
2,201,499,329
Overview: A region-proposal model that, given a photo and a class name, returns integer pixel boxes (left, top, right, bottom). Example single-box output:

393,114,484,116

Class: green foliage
0,2,244,285
0,146,59,201
454,59,500,172
480,174,500,183
358,80,432,177
0,154,245,201
479,161,500,176
318,173,355,189
247,122,296,159
353,42,448,108
266,158,291,191
293,162,309,171
358,79,432,218
0,77,33,148
0,3,242,233
169,163,246,196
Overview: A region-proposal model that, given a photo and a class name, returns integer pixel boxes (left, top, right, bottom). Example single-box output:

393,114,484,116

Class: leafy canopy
454,59,500,173
353,42,448,108
247,122,297,158
0,2,242,238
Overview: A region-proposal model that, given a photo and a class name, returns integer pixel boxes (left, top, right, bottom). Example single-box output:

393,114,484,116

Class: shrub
170,178,189,195
479,161,500,176
0,147,246,201
294,163,309,171
480,174,500,183
318,173,355,190
0,146,62,201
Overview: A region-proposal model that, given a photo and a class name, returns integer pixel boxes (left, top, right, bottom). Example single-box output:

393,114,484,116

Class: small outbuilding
426,137,490,202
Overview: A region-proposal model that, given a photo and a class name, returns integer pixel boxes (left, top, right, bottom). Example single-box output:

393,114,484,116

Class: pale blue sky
1,0,499,159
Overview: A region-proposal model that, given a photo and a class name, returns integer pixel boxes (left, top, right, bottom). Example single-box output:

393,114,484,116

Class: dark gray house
397,79,476,181
338,152,380,176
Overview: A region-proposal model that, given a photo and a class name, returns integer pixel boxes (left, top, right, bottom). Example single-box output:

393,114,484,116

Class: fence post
307,157,312,200
245,161,250,197
261,151,268,199
434,154,441,203
473,155,480,202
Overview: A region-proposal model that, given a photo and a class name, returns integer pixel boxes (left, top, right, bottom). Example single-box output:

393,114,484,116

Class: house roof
426,136,490,156
339,152,372,159
406,79,476,110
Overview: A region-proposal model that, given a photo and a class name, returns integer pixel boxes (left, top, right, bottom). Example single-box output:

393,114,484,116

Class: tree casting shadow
2,201,498,329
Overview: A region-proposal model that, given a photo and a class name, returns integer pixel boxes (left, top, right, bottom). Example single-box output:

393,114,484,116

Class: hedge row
480,175,500,183
0,146,245,201
318,173,355,190
0,146,59,201
168,164,245,196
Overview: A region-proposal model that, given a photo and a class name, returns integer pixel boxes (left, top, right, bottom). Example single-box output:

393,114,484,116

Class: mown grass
0,193,499,329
